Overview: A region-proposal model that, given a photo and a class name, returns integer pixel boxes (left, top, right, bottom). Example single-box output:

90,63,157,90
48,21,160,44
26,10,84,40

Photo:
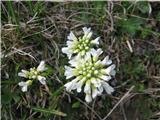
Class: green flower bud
81,50,85,56
87,73,91,78
85,39,89,43
34,71,38,75
83,71,86,75
73,49,79,53
79,45,83,50
89,70,92,74
85,46,89,50
94,70,98,75
79,71,83,74
91,67,95,70
79,38,83,41
83,68,86,71
26,80,33,85
93,56,97,62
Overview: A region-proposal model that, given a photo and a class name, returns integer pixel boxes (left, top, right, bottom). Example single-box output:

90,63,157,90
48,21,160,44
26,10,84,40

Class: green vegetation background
1,1,160,120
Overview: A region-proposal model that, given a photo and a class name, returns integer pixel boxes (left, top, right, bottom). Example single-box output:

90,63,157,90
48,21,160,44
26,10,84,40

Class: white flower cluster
62,27,100,59
18,61,47,92
62,27,116,102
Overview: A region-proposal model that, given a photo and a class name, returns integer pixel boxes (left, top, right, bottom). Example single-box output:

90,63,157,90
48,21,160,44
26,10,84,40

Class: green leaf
137,2,151,14
52,86,64,97
117,17,143,36
12,94,21,103
72,101,80,108
1,94,12,104
135,83,145,92
31,107,67,117
33,1,45,14
41,65,54,77
141,27,152,38
156,12,160,21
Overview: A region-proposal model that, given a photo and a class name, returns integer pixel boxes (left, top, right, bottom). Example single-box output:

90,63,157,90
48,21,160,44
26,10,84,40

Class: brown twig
91,98,96,120
102,85,135,120
72,95,102,120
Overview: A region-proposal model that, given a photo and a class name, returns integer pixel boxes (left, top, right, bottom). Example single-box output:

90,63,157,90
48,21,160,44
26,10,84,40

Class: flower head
64,49,115,102
18,61,48,92
62,27,100,59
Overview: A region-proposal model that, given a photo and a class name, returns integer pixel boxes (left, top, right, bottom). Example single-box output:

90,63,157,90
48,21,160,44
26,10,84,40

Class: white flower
37,76,46,85
18,80,32,92
64,77,80,92
62,27,100,59
64,66,75,79
64,49,115,102
18,70,29,78
101,81,114,94
91,37,100,45
18,61,47,80
82,27,92,39
101,64,116,76
18,61,48,91
37,61,47,72
101,56,112,65
85,93,92,103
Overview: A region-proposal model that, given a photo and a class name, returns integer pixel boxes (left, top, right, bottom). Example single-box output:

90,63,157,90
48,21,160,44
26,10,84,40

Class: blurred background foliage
1,1,160,120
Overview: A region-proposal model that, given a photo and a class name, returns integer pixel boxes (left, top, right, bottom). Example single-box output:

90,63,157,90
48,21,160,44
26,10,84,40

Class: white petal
21,85,28,92
83,27,92,39
91,37,100,45
64,78,80,92
62,47,72,59
32,75,36,79
18,72,27,78
102,82,114,94
64,66,75,79
37,61,47,72
103,64,116,76
92,88,99,99
82,27,89,33
100,75,111,81
84,81,91,94
94,60,101,67
68,55,81,67
84,52,91,61
90,48,103,58
67,31,77,41
62,47,69,54
68,59,77,67
18,81,26,86
91,79,97,84
110,70,116,76
21,70,28,74
83,27,91,35
97,86,103,95
64,81,73,92
86,32,93,39
30,68,34,71
70,78,79,90
85,94,92,103
76,78,85,92
96,48,103,56
66,41,74,47
77,84,82,92
38,76,46,85
101,56,112,65
91,79,101,87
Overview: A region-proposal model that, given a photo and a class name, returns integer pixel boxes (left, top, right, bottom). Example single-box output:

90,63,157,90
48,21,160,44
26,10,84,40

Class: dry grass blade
1,1,160,119
102,86,135,120
72,95,103,120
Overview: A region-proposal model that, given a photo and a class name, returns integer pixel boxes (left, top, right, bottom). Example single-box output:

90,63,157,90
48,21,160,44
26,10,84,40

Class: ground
1,1,160,120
